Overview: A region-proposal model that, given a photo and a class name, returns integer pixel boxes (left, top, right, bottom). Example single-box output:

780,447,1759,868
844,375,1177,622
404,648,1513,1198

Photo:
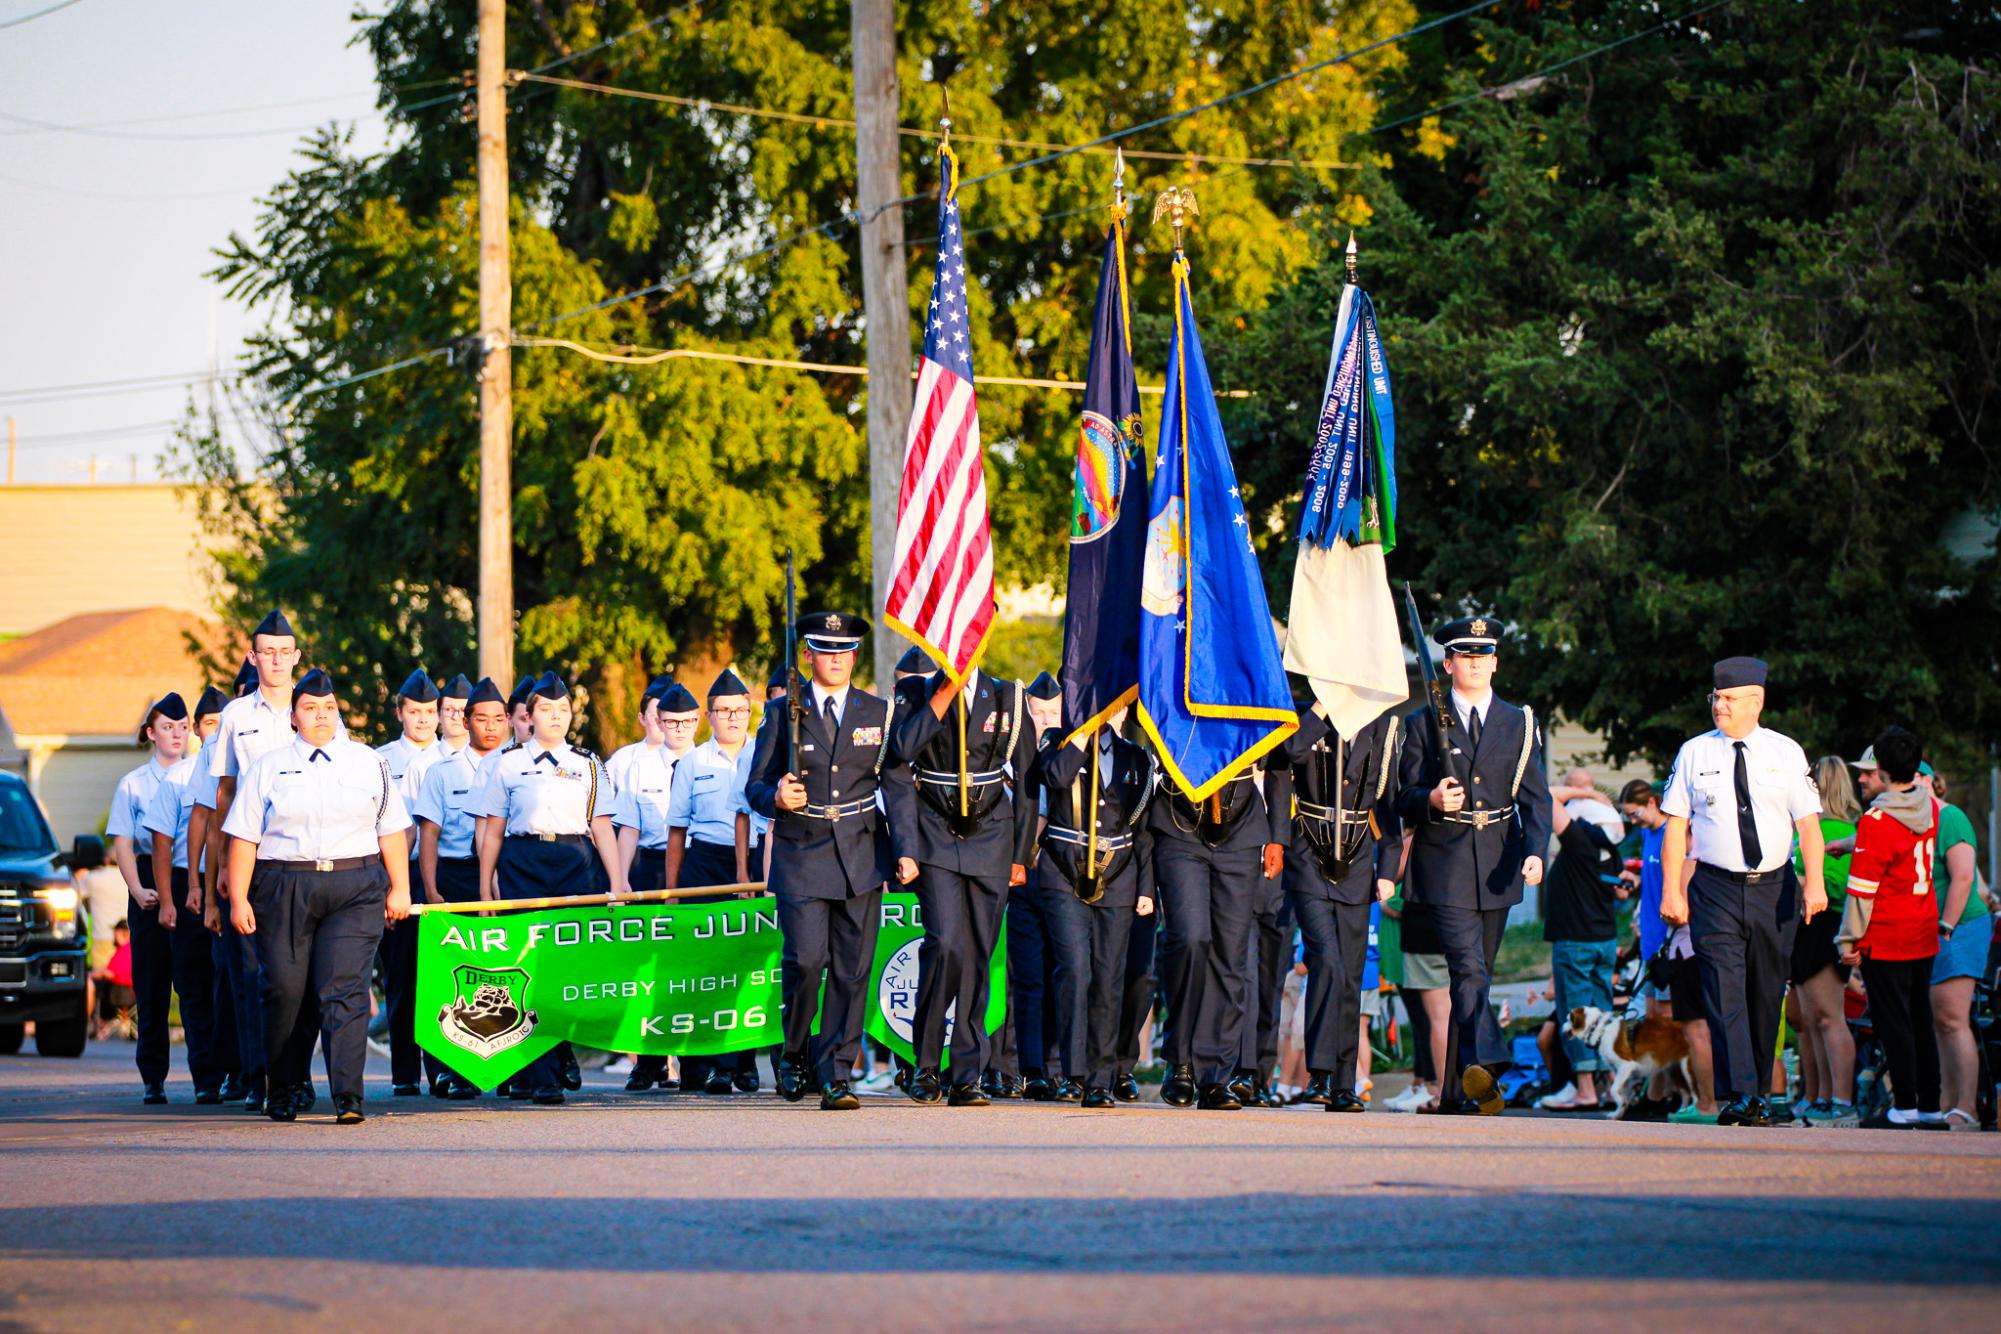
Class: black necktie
309,748,329,763
822,695,838,733
1466,707,1482,749
535,751,558,767
1733,740,1764,868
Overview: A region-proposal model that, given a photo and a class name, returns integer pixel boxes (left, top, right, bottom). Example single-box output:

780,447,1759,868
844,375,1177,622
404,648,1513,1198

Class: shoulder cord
1002,680,1023,768
1375,715,1400,804
873,689,896,776
1130,749,1158,830
375,756,392,825
1512,706,1537,800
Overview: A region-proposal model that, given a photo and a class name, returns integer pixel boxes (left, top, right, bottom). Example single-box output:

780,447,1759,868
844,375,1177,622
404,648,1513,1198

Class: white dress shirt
477,740,610,836
107,757,172,848
1661,725,1819,873
222,736,412,861
1449,687,1494,736
377,734,443,806
411,746,494,861
809,682,851,730
609,743,685,848
139,754,202,870
667,738,750,847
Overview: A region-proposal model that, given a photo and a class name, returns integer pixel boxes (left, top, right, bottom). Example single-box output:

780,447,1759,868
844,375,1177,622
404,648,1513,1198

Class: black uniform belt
636,846,668,861
1704,865,1787,885
1043,825,1134,853
1297,799,1370,827
439,855,476,865
511,832,591,847
1440,805,1514,830
800,796,875,822
256,856,375,873
915,767,1007,788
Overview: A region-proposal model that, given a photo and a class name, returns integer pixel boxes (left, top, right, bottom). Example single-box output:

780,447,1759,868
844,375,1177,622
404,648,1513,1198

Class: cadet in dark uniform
377,669,444,1096
746,612,911,1110
890,660,1036,1106
665,668,757,1095
222,670,413,1124
1274,690,1403,1110
1022,709,1157,1108
475,671,625,1103
1395,615,1552,1115
996,671,1064,1101
1235,818,1296,1108
412,677,512,1098
1149,748,1291,1110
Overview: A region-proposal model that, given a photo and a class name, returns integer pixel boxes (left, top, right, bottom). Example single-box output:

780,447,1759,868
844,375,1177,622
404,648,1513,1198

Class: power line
0,0,86,31
0,166,266,203
0,90,378,138
0,368,234,399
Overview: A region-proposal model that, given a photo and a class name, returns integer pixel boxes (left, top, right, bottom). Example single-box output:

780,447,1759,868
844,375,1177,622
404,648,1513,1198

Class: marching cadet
1021,706,1158,1109
187,682,244,1101
109,693,219,1104
474,671,626,1104
1110,908,1158,1103
437,673,473,755
506,676,535,745
1395,615,1551,1115
1148,738,1291,1110
744,667,788,878
890,657,1036,1107
1000,671,1066,1101
664,668,758,1095
222,669,414,1125
1274,685,1403,1111
1236,818,1296,1109
412,676,512,1099
746,611,909,1111
191,666,256,1103
377,669,444,1097
1660,656,1824,1127
612,678,700,1093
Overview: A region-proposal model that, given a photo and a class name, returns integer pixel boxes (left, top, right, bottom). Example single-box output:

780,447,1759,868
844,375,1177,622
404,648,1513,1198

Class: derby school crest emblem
438,965,538,1058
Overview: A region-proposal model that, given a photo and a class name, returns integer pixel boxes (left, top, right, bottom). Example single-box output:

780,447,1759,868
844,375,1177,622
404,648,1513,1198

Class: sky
0,0,396,484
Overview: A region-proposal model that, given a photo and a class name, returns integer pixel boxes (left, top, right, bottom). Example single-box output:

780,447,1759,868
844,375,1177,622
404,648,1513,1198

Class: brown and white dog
1568,1006,1692,1115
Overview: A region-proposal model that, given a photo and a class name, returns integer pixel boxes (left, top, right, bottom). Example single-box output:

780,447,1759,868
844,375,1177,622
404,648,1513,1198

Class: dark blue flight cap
527,671,570,703
895,644,928,677
291,668,336,707
466,677,506,708
708,667,749,699
1024,671,1060,700
193,685,229,721
149,691,189,722
766,664,789,691
252,609,295,639
656,683,700,715
508,676,535,710
396,669,441,703
1713,656,1767,690
440,673,473,702
231,657,258,696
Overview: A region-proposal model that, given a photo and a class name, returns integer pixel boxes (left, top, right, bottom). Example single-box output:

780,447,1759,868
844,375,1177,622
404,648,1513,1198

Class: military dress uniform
1148,754,1292,1108
611,680,697,1092
1394,617,1552,1113
476,673,614,1101
187,683,242,1100
1661,656,1818,1121
376,669,446,1095
994,670,1065,1100
890,667,1037,1103
746,612,912,1108
1276,704,1402,1109
1235,828,1296,1107
221,675,411,1123
1022,726,1157,1105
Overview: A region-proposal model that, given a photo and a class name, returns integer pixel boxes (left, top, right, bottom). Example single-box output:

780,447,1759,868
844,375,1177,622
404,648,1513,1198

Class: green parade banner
416,892,1005,1088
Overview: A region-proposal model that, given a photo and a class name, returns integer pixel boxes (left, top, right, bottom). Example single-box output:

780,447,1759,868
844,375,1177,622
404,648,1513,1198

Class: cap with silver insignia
797,610,869,654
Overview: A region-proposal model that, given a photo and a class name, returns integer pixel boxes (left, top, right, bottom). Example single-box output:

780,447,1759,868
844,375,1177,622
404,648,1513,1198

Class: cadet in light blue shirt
376,668,445,1096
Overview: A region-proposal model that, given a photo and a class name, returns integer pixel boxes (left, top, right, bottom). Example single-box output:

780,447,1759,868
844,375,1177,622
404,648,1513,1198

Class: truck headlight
34,886,79,940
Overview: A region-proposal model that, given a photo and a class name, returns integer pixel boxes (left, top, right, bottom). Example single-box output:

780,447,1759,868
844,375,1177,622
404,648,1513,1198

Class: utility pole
851,0,912,687
476,0,515,687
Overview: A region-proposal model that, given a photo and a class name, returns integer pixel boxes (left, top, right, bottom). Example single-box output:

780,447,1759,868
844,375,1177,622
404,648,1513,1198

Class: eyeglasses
711,707,751,719
662,717,700,728
1707,691,1760,707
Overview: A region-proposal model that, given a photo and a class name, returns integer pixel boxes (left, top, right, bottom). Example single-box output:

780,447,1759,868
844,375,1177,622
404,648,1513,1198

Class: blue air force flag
1136,255,1297,801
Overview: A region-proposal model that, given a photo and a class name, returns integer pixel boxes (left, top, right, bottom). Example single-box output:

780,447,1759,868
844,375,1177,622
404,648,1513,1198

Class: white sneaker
1384,1083,1430,1112
1534,1082,1580,1111
602,1056,634,1076
854,1071,897,1095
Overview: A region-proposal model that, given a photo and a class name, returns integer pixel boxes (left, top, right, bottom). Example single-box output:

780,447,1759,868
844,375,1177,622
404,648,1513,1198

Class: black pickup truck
0,771,92,1057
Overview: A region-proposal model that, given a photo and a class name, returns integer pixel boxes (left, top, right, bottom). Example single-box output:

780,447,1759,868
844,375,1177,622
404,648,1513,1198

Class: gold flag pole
938,88,972,824
1082,150,1131,891
409,882,769,915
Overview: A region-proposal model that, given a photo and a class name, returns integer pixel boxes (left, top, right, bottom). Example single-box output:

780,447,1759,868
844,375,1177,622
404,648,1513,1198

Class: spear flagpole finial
1113,145,1127,218
1346,230,1359,285
939,84,952,148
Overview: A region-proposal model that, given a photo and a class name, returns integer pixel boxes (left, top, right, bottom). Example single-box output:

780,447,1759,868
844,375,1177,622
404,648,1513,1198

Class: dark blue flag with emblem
1136,247,1296,800
1059,193,1146,746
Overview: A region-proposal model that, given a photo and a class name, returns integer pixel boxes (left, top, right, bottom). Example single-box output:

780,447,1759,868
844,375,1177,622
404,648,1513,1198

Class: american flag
885,146,994,684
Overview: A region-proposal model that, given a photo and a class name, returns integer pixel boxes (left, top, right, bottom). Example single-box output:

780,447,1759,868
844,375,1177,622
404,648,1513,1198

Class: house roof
0,608,242,738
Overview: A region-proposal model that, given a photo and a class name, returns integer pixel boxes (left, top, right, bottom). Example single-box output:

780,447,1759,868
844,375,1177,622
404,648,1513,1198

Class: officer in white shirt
665,668,757,1096
223,669,413,1126
1660,656,1825,1127
437,673,473,756
474,671,625,1103
411,676,512,1099
606,673,674,796
375,668,444,1095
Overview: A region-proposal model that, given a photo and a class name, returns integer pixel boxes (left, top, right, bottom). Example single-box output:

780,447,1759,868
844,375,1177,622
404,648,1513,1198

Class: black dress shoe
1252,1079,1285,1109
1021,1074,1055,1102
448,1077,479,1101
1082,1086,1117,1109
1160,1064,1198,1108
142,1082,167,1105
335,1094,366,1125
264,1085,296,1122
1717,1096,1771,1127
733,1066,760,1094
1112,1074,1140,1103
624,1071,655,1092
776,1056,809,1103
948,1082,991,1107
429,1076,452,1098
508,1081,534,1100
242,1092,264,1115
560,1051,583,1091
219,1075,246,1102
907,1068,945,1104
1297,1075,1336,1106
995,1072,1026,1099
1420,1096,1480,1116
295,1085,317,1114
531,1087,565,1105
392,1083,421,1097
979,1070,1004,1098
1326,1090,1367,1113
1198,1083,1243,1110
703,1067,736,1096
819,1080,861,1111
193,1086,222,1106
894,1064,913,1094
1051,1076,1085,1103
1227,1073,1257,1104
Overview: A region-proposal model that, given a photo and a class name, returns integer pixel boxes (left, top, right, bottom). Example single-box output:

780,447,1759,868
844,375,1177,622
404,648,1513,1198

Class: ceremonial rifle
1402,581,1452,787
784,549,801,776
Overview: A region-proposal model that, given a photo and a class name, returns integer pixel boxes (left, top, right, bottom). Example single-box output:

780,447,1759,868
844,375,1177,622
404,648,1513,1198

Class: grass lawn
1493,920,1552,985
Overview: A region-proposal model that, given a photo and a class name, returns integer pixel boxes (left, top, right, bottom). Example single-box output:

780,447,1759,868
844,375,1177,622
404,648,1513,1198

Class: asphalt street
2,1041,1998,1331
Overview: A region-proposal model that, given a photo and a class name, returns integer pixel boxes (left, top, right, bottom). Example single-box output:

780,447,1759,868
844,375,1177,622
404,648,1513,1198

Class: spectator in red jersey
1836,726,1943,1129
90,919,136,1038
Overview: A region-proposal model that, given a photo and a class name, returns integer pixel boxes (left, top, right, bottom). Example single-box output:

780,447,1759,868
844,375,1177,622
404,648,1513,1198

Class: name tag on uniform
693,773,718,786
802,743,816,753
851,726,882,746
451,788,470,797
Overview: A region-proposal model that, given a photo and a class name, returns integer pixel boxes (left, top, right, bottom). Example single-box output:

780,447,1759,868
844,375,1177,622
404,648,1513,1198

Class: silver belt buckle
314,858,334,872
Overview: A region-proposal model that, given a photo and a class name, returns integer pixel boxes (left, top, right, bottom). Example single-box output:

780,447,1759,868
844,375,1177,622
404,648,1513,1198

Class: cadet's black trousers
913,866,1007,1084
1431,901,1511,1093
497,836,595,1093
1289,894,1371,1079
215,890,270,1095
1690,864,1798,1102
249,862,387,1101
1003,880,1057,1077
1237,876,1290,1079
777,888,883,1086
128,868,220,1091
1115,911,1159,1078
626,849,675,1085
378,856,424,1087
1042,879,1137,1089
420,857,481,1087
1155,838,1259,1087
675,839,751,1089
